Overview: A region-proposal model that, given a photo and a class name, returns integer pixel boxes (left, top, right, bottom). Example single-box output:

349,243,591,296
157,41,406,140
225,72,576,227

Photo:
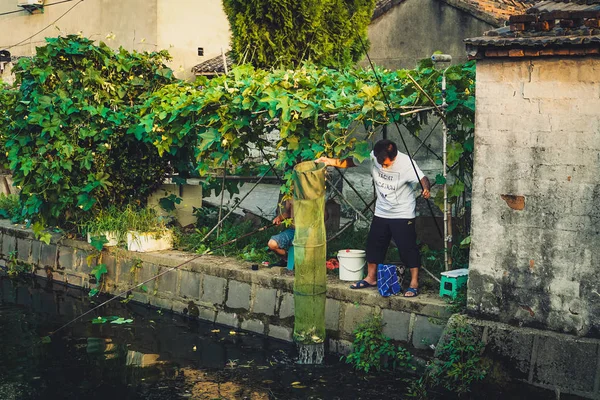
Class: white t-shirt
371,151,424,219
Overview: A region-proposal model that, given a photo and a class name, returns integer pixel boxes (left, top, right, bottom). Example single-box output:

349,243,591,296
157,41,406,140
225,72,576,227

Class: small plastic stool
287,246,294,271
439,268,469,299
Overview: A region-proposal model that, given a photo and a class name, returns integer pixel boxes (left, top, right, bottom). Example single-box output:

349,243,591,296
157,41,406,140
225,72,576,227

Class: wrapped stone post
292,161,326,364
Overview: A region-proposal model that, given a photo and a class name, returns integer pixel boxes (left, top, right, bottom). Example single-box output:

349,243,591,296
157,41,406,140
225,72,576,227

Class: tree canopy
222,0,376,69
4,36,180,225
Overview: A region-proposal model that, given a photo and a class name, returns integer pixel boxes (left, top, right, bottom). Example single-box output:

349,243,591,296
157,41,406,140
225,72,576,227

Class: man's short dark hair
373,139,398,165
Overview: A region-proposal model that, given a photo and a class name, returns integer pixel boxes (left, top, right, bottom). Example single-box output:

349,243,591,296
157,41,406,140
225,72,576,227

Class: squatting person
268,199,294,267
316,139,430,297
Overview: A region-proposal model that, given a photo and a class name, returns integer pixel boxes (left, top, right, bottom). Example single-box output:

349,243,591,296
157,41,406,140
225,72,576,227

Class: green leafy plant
5,250,28,277
426,315,487,395
344,314,415,373
31,221,52,245
142,59,475,205
91,263,108,282
445,286,467,315
223,0,376,69
5,35,179,226
89,235,109,251
2,35,475,243
0,81,17,170
158,194,182,212
81,205,168,245
0,194,23,222
175,206,272,261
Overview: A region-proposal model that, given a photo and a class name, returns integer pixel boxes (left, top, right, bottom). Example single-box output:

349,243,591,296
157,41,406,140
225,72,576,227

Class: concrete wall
444,315,600,399
0,220,450,352
156,0,230,80
468,58,600,337
0,0,230,81
366,0,493,70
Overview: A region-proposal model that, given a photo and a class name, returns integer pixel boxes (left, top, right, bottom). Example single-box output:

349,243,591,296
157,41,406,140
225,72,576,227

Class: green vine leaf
435,174,446,185
89,235,108,251
91,263,108,282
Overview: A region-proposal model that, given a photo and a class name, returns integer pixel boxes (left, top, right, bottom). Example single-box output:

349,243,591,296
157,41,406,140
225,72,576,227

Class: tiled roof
372,0,534,25
372,0,406,20
442,0,536,26
191,52,234,75
465,0,600,58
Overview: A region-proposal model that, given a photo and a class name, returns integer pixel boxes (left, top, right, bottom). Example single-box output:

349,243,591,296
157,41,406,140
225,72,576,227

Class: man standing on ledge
317,139,431,297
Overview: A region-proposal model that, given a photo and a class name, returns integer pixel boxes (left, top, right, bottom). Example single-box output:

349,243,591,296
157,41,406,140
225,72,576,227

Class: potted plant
81,207,126,248
122,206,172,252
81,206,172,252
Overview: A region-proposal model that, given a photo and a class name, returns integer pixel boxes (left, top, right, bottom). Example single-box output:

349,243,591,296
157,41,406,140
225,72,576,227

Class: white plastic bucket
337,249,366,281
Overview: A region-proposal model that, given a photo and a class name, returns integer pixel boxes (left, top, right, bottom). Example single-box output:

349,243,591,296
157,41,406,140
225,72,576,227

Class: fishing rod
49,223,277,336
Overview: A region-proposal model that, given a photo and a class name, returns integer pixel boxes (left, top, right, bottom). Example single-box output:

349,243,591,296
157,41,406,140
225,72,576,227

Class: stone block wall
469,58,600,337
445,315,600,399
0,221,450,353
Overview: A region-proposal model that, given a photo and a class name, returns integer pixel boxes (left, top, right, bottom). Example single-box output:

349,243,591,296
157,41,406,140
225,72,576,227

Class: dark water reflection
0,277,564,400
1,277,406,400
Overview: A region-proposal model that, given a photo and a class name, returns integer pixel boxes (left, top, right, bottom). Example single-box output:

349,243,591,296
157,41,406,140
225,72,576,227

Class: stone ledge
0,219,449,317
0,220,451,351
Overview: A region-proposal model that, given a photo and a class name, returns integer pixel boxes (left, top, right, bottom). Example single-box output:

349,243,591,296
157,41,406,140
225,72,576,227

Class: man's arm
420,176,431,199
273,200,293,225
316,157,357,169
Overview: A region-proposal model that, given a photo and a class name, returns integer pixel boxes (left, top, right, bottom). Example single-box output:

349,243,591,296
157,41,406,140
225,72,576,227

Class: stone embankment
0,220,450,353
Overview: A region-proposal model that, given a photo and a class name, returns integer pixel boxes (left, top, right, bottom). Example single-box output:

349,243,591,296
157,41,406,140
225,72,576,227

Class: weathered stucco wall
0,0,230,81
156,0,230,80
469,58,600,337
366,0,493,70
0,1,158,56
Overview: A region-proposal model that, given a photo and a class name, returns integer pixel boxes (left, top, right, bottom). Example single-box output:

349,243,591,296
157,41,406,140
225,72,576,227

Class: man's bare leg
405,267,419,297
363,262,377,285
268,239,287,258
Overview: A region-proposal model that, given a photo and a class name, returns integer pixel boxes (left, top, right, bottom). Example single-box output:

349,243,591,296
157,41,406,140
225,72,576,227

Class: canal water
0,277,562,400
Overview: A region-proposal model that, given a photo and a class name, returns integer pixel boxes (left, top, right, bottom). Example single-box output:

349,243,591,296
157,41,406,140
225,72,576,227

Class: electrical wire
1,0,85,49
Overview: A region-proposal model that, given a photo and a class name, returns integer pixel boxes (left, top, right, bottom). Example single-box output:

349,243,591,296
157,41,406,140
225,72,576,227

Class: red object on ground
326,258,339,270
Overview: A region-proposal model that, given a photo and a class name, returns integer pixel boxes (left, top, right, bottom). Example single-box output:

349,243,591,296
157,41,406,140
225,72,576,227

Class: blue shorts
270,228,295,250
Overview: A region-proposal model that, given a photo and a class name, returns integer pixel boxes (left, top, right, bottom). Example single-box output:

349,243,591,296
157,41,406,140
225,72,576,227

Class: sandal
350,280,375,290
404,287,419,297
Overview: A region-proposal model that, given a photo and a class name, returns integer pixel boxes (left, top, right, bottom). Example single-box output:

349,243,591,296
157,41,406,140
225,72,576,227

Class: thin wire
0,0,77,16
257,140,283,183
357,35,443,239
200,165,274,242
2,0,85,49
49,223,276,336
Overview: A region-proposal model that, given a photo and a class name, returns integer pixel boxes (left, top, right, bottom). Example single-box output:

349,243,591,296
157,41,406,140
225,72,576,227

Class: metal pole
441,73,451,272
217,163,227,238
